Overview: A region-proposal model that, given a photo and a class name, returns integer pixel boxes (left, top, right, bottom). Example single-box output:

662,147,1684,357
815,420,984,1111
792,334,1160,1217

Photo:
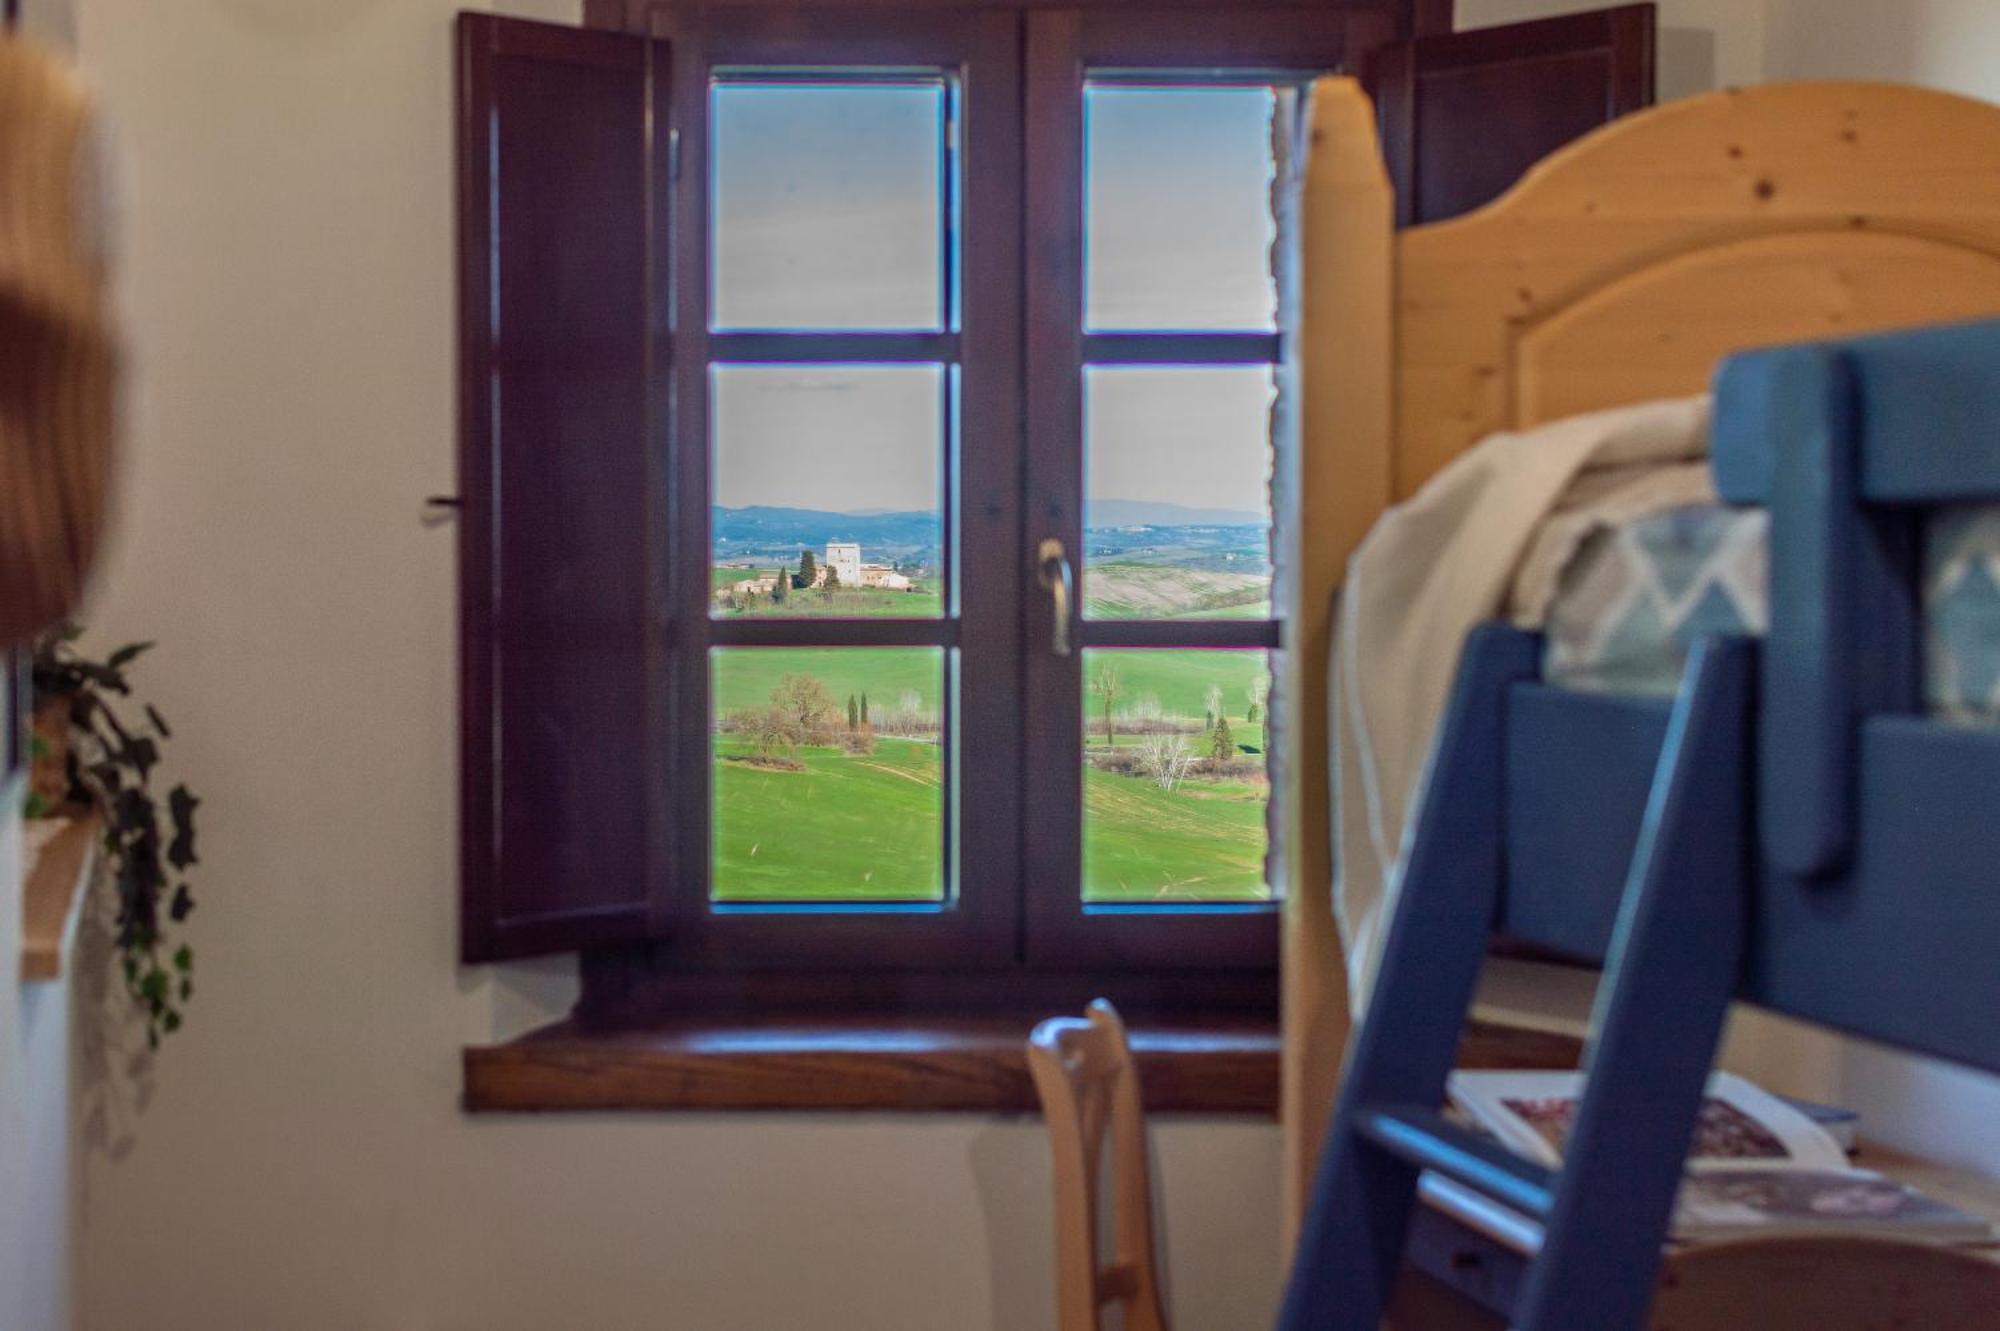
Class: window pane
1082,648,1271,903
712,80,948,332
712,647,947,903
711,365,944,618
1085,85,1278,332
1084,366,1273,620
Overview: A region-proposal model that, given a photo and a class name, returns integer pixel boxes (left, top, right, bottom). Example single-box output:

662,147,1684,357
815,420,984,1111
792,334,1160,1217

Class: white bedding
1329,396,1712,1005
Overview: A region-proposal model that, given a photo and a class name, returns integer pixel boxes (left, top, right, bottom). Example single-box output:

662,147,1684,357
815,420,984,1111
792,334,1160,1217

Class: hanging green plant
28,624,199,1048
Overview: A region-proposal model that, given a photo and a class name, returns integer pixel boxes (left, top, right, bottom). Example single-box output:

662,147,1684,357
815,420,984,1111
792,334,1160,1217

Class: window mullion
708,332,961,363
1081,332,1281,365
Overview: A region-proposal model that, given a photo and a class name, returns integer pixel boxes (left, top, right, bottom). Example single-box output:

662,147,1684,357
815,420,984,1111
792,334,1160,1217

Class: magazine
1778,1093,1862,1153
1676,1168,1993,1242
1447,1070,1849,1173
1445,1070,1993,1243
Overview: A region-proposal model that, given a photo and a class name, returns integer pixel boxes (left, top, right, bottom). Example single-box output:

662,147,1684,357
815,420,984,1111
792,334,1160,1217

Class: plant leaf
144,704,172,738
123,736,159,782
167,786,200,869
106,641,155,669
71,660,131,695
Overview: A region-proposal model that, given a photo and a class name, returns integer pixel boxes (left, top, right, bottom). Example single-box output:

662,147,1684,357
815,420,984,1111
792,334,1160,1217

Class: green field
713,736,944,901
713,647,944,715
710,646,1270,903
1079,646,1271,751
710,646,1268,741
1083,766,1267,902
713,564,1271,622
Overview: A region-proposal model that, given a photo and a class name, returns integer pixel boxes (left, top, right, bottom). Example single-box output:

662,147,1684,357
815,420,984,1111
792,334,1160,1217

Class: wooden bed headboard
1280,77,2000,1230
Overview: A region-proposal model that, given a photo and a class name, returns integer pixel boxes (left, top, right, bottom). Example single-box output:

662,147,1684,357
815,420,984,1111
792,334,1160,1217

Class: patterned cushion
1541,501,2000,726
1927,506,2000,725
1541,504,1767,696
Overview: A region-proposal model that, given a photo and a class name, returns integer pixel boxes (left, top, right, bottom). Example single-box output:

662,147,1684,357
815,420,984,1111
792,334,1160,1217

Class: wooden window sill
20,813,98,983
461,1017,1581,1115
465,1017,1281,1114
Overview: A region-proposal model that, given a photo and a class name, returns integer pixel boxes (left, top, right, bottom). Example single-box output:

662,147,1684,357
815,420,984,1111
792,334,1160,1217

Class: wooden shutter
456,14,671,962
1367,3,1655,226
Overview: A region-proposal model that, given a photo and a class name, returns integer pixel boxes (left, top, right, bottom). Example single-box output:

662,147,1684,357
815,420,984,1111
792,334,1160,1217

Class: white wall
62,3,1281,1329
1763,0,2000,103
1456,0,1767,101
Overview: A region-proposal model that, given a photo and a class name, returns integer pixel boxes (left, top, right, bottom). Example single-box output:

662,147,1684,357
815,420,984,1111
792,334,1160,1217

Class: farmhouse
712,570,781,603
824,541,913,590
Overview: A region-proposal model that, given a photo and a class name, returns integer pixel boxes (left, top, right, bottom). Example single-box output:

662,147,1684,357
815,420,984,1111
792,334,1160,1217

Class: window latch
1036,537,1074,657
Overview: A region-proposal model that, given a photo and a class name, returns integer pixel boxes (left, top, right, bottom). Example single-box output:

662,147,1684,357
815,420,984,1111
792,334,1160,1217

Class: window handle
1036,537,1074,657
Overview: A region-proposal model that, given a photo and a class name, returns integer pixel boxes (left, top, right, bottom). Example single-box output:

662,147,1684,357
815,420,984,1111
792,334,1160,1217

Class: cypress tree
847,694,860,731
770,567,787,604
796,549,817,590
1210,715,1234,762
860,692,870,725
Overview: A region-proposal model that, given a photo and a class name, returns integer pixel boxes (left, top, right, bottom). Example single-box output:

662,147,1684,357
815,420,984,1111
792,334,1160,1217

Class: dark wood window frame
459,0,1418,1112
652,7,1026,976
455,0,1664,1112
1019,9,1357,974
570,3,1383,1018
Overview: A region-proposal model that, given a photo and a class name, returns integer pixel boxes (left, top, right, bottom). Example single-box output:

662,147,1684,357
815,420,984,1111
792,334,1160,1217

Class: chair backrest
1026,1000,1169,1331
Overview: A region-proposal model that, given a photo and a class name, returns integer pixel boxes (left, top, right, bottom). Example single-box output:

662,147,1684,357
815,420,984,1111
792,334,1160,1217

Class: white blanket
1332,396,1713,1005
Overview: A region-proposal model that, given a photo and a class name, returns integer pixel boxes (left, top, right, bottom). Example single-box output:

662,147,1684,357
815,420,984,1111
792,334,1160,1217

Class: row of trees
727,666,1256,792
727,676,940,760
1088,664,1269,749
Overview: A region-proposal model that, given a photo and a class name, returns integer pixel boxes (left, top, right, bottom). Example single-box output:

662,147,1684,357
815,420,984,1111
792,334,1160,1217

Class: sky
710,82,1279,518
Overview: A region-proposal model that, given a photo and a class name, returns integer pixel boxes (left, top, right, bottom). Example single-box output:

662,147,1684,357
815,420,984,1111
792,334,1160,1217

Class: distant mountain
711,506,940,558
1084,499,1264,528
711,500,1264,563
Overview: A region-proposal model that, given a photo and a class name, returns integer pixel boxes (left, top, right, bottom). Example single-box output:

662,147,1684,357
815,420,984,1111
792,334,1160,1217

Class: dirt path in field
856,761,938,787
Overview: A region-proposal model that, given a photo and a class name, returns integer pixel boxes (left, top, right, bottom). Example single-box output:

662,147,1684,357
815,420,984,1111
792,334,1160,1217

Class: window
458,7,1362,1014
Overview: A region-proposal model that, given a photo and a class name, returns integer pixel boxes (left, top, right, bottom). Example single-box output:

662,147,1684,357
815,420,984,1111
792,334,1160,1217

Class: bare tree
746,705,801,757
1092,661,1121,748
772,674,839,745
1137,733,1198,792
1246,672,1269,724
1204,684,1225,725
875,688,940,738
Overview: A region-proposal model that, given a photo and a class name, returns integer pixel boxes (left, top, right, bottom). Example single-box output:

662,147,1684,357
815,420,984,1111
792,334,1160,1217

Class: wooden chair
1027,1000,1169,1331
